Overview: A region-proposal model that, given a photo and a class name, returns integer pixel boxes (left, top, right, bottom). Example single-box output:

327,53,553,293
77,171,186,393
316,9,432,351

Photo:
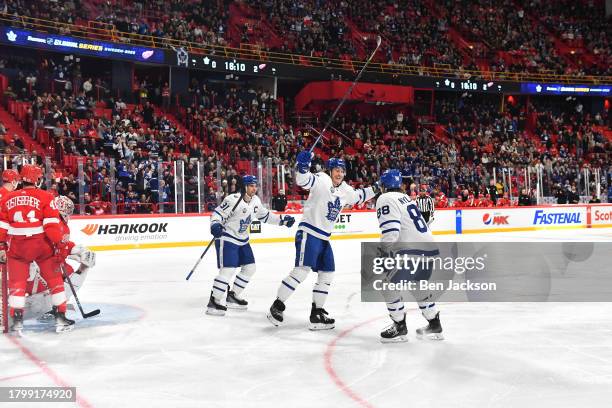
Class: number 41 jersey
0,188,62,241
376,191,435,244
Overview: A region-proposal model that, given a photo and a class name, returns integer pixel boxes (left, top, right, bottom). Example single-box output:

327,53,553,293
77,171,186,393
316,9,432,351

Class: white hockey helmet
54,195,75,220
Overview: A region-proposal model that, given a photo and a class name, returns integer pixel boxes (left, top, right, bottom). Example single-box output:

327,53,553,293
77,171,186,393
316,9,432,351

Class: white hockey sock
212,268,234,304
312,272,334,308
418,301,439,321
386,298,405,323
277,267,310,302
232,263,256,297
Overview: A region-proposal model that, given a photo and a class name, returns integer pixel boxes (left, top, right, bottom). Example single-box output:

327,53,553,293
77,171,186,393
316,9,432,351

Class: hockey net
1,265,7,333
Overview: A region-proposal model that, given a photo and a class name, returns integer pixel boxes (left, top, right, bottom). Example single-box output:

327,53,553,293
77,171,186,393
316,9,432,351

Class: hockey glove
54,240,71,263
296,150,313,173
281,215,295,228
70,245,96,268
211,223,224,238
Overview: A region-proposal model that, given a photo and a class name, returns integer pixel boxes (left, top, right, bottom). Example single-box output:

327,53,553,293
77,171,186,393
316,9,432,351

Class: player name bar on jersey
5,195,42,210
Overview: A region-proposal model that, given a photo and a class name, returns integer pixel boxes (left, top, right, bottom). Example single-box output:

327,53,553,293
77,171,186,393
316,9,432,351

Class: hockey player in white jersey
267,151,377,330
207,175,295,316
376,169,443,342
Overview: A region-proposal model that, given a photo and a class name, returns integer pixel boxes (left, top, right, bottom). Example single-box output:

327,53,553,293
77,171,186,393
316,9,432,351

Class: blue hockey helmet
327,158,346,171
242,175,258,186
380,169,402,189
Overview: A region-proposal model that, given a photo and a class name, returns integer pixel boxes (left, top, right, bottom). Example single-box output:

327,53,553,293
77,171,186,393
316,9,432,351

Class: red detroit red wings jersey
0,185,11,201
0,188,63,243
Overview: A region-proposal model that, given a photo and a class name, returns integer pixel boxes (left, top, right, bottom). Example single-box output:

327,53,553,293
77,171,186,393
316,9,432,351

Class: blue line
213,286,226,292
213,210,223,217
290,276,301,284
389,299,401,304
214,279,228,285
233,281,246,289
382,228,400,234
313,290,328,294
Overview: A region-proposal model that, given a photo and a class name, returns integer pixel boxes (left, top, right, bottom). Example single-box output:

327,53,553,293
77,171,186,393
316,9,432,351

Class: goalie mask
54,195,75,220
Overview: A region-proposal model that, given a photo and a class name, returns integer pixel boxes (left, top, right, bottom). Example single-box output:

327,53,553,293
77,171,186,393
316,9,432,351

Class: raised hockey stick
60,264,100,319
185,193,244,281
309,35,382,153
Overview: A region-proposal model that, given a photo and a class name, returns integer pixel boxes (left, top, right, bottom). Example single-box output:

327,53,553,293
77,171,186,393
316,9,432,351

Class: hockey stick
60,264,100,319
309,35,382,153
185,193,244,281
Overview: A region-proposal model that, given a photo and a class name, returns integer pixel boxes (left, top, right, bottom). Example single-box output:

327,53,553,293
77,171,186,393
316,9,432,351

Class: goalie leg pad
277,266,310,302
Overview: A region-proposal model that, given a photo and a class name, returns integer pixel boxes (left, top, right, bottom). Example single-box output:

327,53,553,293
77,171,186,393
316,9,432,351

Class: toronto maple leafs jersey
211,193,281,246
296,171,375,241
376,191,436,248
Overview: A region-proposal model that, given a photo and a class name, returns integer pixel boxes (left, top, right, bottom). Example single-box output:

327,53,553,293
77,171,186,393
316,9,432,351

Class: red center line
6,335,94,408
323,316,382,408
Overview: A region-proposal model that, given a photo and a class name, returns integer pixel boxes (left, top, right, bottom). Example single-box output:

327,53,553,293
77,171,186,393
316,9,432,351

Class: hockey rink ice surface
2,228,612,408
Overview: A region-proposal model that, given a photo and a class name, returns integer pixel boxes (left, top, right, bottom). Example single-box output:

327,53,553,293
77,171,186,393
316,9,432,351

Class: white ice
2,228,612,408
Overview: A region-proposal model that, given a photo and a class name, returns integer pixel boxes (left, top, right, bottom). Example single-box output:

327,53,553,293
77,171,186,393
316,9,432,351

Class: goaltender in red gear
0,164,72,331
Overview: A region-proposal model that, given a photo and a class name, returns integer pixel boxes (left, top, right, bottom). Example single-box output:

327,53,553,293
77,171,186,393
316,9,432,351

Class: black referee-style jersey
415,195,435,222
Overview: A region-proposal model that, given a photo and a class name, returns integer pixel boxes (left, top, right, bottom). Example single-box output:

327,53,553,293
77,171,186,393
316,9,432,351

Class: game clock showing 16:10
192,56,277,76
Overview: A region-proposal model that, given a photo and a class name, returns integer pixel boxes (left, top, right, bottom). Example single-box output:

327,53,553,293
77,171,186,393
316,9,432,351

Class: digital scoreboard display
1,27,166,64
187,54,278,77
521,83,611,96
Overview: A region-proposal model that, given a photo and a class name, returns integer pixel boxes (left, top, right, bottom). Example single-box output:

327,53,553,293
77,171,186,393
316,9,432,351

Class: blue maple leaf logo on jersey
239,215,252,233
325,197,342,222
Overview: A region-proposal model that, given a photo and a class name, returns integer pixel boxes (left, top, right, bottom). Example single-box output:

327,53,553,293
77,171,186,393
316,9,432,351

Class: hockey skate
416,312,444,340
206,293,227,316
380,317,408,343
266,299,285,326
37,310,55,323
309,303,335,330
54,307,75,333
11,309,24,334
226,291,248,310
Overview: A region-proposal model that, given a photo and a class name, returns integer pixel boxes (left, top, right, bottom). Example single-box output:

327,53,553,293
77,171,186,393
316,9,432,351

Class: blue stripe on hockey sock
213,286,226,292
398,306,404,311
390,299,401,304
428,303,436,308
382,228,400,234
235,275,249,284
233,281,246,289
419,305,427,309
313,290,328,294
290,276,301,284
214,279,229,286
282,281,295,291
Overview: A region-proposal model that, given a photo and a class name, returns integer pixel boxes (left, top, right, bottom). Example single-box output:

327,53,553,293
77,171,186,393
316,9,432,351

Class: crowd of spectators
1,60,610,214
523,0,611,75
2,0,611,77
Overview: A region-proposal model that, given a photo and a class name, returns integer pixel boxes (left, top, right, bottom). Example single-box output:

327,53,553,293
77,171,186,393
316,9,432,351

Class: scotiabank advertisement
591,205,612,227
